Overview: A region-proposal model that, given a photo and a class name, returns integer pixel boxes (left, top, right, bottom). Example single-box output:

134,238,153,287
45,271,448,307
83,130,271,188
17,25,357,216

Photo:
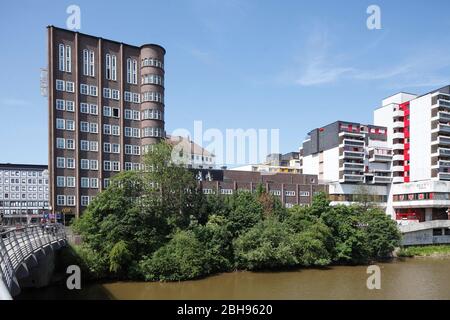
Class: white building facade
300,85,450,224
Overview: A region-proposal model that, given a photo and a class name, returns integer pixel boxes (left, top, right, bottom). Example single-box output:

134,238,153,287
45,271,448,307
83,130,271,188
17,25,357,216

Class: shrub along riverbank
69,142,401,282
397,245,450,258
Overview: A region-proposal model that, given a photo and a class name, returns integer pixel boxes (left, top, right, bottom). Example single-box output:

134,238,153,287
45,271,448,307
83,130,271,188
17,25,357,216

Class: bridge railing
0,224,66,292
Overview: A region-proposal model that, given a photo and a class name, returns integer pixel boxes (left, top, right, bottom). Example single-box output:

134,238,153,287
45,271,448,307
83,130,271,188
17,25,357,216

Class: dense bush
71,142,401,282
139,230,208,281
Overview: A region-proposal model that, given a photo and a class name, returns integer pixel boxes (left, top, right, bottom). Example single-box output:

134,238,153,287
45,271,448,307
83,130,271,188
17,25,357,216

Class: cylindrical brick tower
139,44,166,152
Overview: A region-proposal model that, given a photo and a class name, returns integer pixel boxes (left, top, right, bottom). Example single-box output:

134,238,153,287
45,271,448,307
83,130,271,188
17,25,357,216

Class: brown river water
17,257,450,300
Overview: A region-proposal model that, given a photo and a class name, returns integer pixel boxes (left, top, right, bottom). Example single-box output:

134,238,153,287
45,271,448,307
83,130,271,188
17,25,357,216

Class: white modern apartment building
299,121,392,205
0,164,50,224
299,85,450,225
374,85,450,222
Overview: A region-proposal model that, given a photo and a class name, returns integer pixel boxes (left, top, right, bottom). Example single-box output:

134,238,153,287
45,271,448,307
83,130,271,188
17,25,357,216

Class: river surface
17,257,450,300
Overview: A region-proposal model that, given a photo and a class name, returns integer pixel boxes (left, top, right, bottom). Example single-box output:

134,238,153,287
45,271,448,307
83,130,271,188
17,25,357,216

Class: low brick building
191,169,327,208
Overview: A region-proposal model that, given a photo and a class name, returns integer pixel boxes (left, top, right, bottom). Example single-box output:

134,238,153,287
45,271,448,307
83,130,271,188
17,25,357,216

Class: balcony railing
340,174,365,183
438,172,450,180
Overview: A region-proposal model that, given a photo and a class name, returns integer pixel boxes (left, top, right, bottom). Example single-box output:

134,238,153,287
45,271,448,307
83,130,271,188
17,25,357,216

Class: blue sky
1,0,450,165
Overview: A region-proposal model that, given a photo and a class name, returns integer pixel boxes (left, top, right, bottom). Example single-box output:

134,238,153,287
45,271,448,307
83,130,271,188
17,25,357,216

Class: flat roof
0,163,48,170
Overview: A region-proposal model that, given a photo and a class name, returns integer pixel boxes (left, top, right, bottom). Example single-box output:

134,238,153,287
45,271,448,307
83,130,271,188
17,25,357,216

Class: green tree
139,230,208,281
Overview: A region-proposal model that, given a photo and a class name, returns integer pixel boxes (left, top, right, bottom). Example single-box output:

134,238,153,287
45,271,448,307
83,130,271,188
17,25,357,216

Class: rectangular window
124,92,132,102
89,86,98,97
103,106,112,117
90,141,98,152
89,123,98,133
81,177,89,188
90,160,98,170
80,103,89,113
59,44,65,72
66,177,75,188
56,99,65,110
56,80,65,91
56,157,65,168
80,84,89,95
103,124,111,135
103,88,111,99
66,158,75,169
56,118,65,130
111,55,117,81
56,138,65,149
112,90,120,100
66,139,75,150
81,196,90,207
83,49,89,76
105,54,111,80
66,100,75,112
80,121,89,132
112,161,120,171
125,162,132,171
104,161,111,171
65,45,71,72
80,140,89,151
104,143,111,153
112,144,120,153
90,178,98,189
112,125,120,136
66,81,75,92
112,108,120,118
89,50,95,76
125,145,132,155
132,93,140,103
66,120,75,131
299,191,310,197
67,195,76,206
90,104,98,115
56,176,65,187
81,159,89,170
56,195,66,206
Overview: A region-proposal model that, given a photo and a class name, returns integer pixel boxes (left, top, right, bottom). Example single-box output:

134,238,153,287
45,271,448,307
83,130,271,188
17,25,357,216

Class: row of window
56,195,93,207
142,127,164,138
0,178,48,185
125,144,141,155
58,44,162,84
141,74,164,86
56,80,75,92
0,171,46,177
80,84,98,96
1,186,47,193
142,58,164,69
103,88,121,100
0,193,48,200
124,91,141,103
202,189,311,197
104,143,120,154
0,201,49,208
142,91,164,103
55,81,163,106
57,176,99,189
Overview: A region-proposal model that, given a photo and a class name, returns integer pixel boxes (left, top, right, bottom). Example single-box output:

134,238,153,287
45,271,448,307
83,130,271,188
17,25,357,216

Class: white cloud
286,24,450,90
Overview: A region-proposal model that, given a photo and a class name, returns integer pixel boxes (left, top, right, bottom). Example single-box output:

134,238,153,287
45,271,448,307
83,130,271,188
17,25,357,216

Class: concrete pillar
425,208,433,221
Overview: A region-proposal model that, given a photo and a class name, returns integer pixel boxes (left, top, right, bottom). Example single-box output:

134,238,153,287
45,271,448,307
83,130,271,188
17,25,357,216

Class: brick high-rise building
47,26,166,218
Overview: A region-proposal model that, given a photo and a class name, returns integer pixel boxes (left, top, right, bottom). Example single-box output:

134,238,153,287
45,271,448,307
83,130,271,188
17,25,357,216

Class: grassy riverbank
397,245,450,257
